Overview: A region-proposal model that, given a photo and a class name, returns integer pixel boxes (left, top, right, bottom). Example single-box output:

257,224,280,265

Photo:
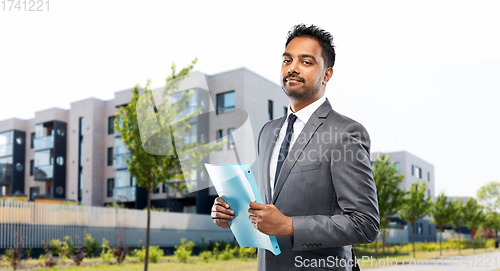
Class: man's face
280,36,327,100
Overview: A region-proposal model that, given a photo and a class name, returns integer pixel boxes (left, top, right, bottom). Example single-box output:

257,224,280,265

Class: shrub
50,239,62,256
199,251,212,262
70,235,86,266
84,233,99,257
174,238,194,263
239,246,256,259
221,244,237,261
100,238,114,264
213,242,220,260
113,229,128,264
6,232,25,270
133,246,164,263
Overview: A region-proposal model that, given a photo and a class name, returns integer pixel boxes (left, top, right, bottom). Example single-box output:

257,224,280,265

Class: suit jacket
256,98,380,271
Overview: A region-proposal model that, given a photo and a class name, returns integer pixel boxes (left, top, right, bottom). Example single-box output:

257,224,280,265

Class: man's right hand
211,197,235,229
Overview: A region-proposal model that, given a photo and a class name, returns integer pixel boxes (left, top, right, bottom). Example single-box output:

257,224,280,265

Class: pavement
358,250,500,271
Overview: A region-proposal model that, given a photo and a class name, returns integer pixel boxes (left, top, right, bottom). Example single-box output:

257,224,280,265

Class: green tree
477,181,500,242
484,210,500,248
463,198,486,251
115,59,224,271
399,181,433,258
448,199,466,254
430,193,450,256
372,153,406,257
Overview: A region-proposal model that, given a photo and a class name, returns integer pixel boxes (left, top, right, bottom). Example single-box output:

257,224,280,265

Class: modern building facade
371,150,437,243
0,67,289,214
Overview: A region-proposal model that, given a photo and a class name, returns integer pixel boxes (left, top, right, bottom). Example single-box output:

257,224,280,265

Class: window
30,133,35,149
216,129,224,150
412,165,422,179
428,189,430,199
216,91,235,114
107,178,114,197
284,106,288,116
107,147,113,166
153,184,160,194
268,100,273,120
428,224,431,235
228,128,236,149
394,162,400,173
108,116,115,135
419,223,423,234
30,160,34,176
427,172,430,182
29,187,40,201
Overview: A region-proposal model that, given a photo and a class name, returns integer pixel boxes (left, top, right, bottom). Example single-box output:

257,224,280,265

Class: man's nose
288,61,300,74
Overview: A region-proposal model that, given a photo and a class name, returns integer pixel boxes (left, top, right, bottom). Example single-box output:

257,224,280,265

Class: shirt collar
287,95,326,125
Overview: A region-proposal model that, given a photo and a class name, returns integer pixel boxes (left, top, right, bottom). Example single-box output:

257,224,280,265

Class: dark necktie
274,113,298,188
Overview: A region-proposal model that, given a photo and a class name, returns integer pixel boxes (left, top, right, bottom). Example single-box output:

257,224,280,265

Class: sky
1,0,499,198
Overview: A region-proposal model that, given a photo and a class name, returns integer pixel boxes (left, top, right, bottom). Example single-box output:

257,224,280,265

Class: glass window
427,172,430,182
394,162,400,173
107,178,114,197
216,91,235,114
216,129,224,150
153,184,160,194
56,157,64,166
115,170,131,188
0,131,13,145
228,128,236,149
268,100,273,120
35,150,52,166
15,136,23,145
56,128,65,136
107,147,113,166
30,160,34,176
15,163,23,172
29,187,40,201
108,116,115,135
30,133,35,149
412,165,422,179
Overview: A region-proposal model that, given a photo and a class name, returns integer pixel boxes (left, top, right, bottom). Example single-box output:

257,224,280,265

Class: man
211,24,380,270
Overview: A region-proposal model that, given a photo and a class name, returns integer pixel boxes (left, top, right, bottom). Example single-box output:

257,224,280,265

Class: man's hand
248,202,294,236
211,197,235,229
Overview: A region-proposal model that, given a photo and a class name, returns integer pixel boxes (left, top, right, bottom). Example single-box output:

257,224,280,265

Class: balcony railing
114,186,136,202
34,135,54,151
34,165,53,181
0,144,13,157
0,170,12,184
114,153,129,170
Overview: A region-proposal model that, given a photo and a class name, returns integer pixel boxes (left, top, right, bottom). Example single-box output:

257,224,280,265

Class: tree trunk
412,223,416,258
439,226,442,256
458,226,461,254
144,188,152,271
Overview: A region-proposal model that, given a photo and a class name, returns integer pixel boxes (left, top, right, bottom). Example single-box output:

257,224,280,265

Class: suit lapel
271,99,333,204
263,117,286,204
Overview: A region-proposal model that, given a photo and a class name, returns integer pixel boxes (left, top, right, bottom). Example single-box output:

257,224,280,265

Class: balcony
34,135,54,151
0,143,13,157
34,164,53,181
0,169,12,184
114,153,129,170
114,186,136,202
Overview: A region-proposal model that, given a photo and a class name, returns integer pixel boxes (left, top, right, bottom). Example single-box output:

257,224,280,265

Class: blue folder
205,163,281,255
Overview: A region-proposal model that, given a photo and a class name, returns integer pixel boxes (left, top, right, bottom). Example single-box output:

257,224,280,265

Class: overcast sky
1,0,499,198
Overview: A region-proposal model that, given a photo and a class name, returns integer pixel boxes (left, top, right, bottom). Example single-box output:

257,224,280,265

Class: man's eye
283,59,291,64
303,61,312,65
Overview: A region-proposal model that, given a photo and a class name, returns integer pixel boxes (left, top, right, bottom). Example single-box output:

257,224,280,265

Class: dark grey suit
256,98,380,270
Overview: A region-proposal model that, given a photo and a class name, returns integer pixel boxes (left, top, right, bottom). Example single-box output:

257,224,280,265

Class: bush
84,233,99,257
174,238,194,263
50,239,62,256
133,246,164,263
239,246,256,259
199,251,212,263
221,244,237,261
213,242,220,260
100,238,114,264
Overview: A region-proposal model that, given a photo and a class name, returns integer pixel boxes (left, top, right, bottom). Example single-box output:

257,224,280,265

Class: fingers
215,197,230,208
212,205,235,220
249,201,264,209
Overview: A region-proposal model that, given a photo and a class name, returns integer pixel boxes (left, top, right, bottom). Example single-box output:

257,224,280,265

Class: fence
0,200,233,249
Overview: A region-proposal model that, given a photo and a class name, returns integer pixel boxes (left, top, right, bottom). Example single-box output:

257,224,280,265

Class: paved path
360,250,500,271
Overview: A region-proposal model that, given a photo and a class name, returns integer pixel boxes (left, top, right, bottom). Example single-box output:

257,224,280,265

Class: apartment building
0,67,289,214
371,150,436,242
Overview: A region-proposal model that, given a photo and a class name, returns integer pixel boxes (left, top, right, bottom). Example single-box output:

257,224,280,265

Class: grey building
371,150,436,242
0,67,289,214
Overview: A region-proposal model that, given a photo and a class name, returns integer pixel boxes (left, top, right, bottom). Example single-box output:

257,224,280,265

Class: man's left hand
248,202,294,236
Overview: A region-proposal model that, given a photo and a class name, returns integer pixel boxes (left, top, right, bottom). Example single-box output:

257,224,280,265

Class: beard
281,75,320,100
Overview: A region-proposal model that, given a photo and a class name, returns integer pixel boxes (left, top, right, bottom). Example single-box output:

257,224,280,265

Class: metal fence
0,200,232,249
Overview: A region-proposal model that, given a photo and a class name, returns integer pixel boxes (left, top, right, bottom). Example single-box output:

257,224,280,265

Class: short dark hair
285,24,335,68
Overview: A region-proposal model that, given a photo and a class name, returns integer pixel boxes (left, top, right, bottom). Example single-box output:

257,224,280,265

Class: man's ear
322,67,333,85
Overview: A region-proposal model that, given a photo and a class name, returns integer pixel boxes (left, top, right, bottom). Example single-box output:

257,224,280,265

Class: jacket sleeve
291,122,380,250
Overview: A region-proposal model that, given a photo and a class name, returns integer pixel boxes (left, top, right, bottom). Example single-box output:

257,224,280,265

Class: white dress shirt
269,95,326,195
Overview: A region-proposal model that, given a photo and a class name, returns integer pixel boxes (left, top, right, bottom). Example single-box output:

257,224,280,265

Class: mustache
284,74,304,82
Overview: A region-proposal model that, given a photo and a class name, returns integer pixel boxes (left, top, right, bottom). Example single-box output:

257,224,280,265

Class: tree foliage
477,181,500,212
399,181,433,258
372,153,406,254
430,193,450,256
463,197,486,250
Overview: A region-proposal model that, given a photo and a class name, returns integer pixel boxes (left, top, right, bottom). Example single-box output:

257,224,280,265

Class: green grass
15,255,257,271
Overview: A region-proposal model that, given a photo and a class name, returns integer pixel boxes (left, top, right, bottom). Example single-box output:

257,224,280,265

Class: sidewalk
362,250,500,270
